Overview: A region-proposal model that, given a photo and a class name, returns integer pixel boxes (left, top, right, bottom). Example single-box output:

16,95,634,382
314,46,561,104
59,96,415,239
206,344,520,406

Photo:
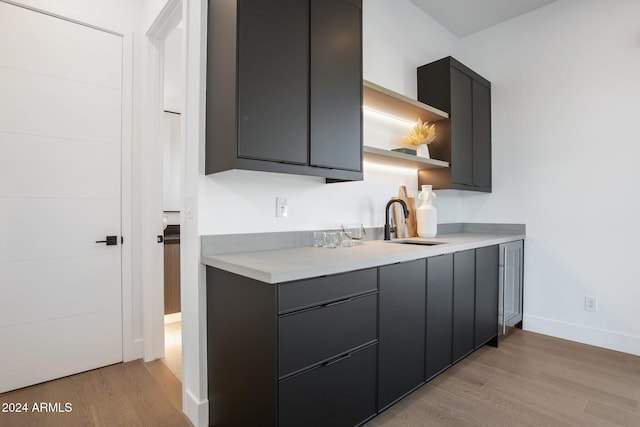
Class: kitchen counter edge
201,232,524,284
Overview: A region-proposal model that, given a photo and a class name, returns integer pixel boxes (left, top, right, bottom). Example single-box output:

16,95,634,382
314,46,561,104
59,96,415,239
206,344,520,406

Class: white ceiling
409,0,558,37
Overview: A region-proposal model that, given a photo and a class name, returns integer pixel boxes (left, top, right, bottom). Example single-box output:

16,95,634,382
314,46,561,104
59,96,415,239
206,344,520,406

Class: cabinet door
309,0,362,172
475,245,499,347
279,293,377,377
452,250,474,363
279,344,377,427
237,0,309,165
426,254,453,380
379,260,426,409
450,67,473,187
472,80,491,189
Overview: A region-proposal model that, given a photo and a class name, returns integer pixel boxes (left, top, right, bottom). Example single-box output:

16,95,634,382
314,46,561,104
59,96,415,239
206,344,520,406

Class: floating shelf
364,146,449,170
363,80,449,123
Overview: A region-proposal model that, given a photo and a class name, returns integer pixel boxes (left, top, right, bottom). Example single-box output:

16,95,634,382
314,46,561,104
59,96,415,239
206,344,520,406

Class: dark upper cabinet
236,0,309,165
472,81,492,189
310,0,362,172
206,0,363,181
417,56,492,192
379,260,426,410
475,245,499,347
426,254,453,380
452,249,475,363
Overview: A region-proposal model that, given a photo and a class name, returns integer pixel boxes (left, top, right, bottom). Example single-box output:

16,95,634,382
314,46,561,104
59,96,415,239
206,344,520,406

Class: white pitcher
417,185,437,238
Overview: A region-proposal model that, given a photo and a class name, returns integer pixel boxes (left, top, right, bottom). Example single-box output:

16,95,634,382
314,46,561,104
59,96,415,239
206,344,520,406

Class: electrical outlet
585,295,598,312
276,197,288,218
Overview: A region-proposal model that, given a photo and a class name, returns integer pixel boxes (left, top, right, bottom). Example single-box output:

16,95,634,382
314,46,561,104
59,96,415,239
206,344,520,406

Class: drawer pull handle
324,353,352,367
323,298,352,308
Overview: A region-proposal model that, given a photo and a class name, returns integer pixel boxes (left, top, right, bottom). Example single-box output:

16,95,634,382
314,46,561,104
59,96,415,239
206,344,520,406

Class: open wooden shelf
363,80,449,123
364,146,449,170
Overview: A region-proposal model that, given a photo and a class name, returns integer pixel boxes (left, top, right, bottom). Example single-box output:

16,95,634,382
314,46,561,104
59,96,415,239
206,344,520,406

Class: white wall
198,0,463,236
455,0,640,355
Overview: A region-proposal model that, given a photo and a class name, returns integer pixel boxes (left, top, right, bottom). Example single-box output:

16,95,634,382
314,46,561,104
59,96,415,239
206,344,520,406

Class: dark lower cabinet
207,267,278,427
475,245,499,347
452,249,475,362
426,254,453,380
207,242,505,426
279,344,377,427
378,260,426,409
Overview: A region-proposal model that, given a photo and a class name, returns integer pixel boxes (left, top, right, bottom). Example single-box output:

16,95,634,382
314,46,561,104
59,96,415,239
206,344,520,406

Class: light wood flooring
163,320,183,380
366,329,640,427
0,359,191,427
1,330,638,427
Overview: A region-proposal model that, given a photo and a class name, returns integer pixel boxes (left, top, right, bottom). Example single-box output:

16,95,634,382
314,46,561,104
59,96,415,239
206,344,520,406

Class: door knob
96,236,118,245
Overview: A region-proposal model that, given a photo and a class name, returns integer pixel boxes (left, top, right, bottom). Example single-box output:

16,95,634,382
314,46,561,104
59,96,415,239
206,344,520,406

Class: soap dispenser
417,185,437,238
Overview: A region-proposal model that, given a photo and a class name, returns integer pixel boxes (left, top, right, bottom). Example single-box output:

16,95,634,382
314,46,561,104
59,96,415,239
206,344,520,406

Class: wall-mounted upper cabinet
417,57,492,192
206,0,363,182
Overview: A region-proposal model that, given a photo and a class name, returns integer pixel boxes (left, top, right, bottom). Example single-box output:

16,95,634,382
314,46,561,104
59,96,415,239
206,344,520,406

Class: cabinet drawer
279,343,377,427
278,268,377,313
279,293,377,377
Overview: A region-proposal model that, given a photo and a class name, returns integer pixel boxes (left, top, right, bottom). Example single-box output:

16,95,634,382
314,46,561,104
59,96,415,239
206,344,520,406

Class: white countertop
201,232,524,284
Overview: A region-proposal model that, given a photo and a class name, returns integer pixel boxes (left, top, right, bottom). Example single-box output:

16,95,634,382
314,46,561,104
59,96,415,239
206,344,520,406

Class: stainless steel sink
388,239,445,246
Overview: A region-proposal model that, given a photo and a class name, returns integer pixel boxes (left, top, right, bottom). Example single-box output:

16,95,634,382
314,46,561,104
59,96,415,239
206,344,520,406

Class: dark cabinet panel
206,267,278,427
310,0,362,171
279,293,377,377
237,0,308,164
452,250,475,362
475,245,499,347
279,343,377,427
450,67,473,187
379,260,426,409
279,268,376,313
472,80,492,189
426,254,453,380
417,57,492,192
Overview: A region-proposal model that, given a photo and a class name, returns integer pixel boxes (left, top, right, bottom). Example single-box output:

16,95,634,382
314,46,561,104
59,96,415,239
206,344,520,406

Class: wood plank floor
1,330,638,426
0,359,191,427
366,329,640,427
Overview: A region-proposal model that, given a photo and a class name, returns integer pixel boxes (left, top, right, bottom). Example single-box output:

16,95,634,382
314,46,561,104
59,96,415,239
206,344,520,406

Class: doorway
142,0,185,381
161,21,185,379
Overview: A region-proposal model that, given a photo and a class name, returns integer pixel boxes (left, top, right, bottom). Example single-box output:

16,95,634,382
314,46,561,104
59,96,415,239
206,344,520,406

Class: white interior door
0,2,123,393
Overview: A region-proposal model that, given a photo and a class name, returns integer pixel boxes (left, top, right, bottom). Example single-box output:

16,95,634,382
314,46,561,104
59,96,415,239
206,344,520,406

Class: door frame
1,0,137,361
144,1,209,425
142,0,183,363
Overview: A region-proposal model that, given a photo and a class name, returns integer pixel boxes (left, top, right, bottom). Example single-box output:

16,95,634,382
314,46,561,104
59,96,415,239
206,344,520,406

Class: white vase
417,185,437,238
416,143,430,159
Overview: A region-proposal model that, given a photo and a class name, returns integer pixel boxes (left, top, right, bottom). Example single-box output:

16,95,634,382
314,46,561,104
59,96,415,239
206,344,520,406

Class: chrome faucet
384,199,409,240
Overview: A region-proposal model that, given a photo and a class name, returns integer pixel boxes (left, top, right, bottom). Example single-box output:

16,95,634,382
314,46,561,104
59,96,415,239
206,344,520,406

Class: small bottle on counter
417,185,437,238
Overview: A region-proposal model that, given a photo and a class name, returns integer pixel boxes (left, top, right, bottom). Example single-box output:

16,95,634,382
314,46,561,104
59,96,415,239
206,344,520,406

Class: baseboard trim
183,387,208,427
524,314,640,356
